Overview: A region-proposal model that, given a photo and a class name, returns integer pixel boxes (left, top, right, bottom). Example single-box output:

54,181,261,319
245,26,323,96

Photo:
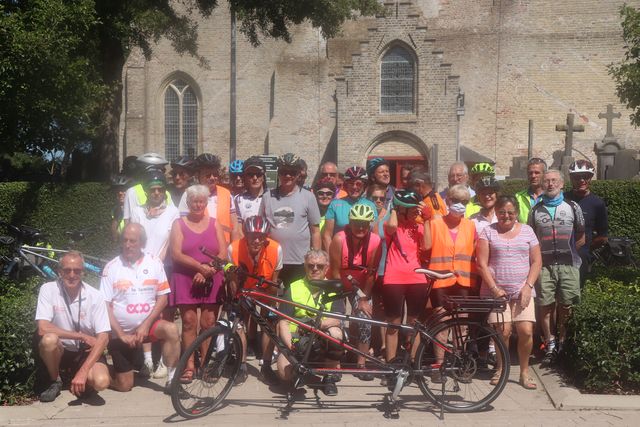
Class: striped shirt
479,223,539,297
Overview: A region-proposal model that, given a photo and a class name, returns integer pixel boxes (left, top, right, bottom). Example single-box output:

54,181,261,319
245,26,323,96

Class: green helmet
470,162,495,176
393,190,421,208
349,203,375,221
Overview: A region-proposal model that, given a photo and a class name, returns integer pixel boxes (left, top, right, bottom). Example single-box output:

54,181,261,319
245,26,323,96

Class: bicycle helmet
196,153,221,169
142,170,167,189
276,153,302,170
475,176,501,192
349,203,375,222
243,215,270,234
229,159,244,174
170,156,195,171
366,157,389,176
393,190,422,208
111,174,133,188
243,156,265,172
470,162,495,176
137,152,168,167
344,166,368,181
569,159,595,176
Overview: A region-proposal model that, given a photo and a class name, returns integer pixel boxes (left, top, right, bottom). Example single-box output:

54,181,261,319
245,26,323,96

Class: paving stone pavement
1,360,638,426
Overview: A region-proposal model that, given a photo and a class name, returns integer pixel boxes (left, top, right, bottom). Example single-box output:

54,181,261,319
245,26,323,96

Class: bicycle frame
233,288,455,379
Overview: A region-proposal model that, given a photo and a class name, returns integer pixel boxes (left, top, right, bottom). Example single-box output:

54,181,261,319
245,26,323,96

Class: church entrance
367,132,429,188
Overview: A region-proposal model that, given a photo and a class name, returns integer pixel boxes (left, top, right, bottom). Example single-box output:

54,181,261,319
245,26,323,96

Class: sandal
519,376,537,390
489,371,501,386
180,368,194,384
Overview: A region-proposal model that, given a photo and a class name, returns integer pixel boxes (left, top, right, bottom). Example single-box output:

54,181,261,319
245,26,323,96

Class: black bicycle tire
414,318,510,413
171,325,242,419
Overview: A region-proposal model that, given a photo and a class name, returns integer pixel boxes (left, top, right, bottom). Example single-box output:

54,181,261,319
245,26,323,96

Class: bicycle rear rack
443,295,507,314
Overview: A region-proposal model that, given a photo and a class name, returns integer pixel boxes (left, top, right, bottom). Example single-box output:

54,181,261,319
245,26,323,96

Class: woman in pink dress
170,184,227,382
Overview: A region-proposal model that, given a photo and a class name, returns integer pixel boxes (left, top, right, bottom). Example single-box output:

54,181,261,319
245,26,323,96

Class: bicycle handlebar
199,246,282,290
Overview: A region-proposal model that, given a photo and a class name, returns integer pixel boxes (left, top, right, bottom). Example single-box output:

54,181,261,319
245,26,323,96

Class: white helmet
137,152,168,166
569,160,595,176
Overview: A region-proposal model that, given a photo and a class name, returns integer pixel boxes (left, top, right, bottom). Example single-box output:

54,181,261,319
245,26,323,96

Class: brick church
119,0,640,187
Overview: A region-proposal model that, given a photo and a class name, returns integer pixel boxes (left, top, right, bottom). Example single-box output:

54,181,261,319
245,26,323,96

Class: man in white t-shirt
35,251,111,402
128,170,179,260
101,223,180,393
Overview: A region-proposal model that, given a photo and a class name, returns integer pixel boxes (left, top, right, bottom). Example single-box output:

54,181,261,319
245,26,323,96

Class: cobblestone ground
1,360,638,426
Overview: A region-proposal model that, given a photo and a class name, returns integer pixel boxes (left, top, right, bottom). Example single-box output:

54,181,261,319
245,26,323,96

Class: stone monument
556,113,584,178
593,104,623,180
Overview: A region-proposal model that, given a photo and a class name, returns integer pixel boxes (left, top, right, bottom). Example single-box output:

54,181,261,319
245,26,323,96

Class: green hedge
564,268,640,393
0,277,41,405
0,182,117,258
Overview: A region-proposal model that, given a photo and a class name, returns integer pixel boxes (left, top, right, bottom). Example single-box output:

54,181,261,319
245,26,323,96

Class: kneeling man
35,251,111,402
101,223,179,392
277,249,344,396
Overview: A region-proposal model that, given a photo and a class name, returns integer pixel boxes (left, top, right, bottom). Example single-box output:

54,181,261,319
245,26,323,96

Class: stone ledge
533,364,640,411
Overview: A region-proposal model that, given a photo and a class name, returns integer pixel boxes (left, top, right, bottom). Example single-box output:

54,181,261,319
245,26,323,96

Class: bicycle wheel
171,325,242,419
414,318,509,413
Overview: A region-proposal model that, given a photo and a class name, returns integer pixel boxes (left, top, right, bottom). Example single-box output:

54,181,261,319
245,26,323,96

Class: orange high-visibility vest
212,185,233,242
429,217,478,289
231,237,280,289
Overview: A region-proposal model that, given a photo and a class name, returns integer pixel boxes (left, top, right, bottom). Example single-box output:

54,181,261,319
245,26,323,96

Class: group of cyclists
33,150,608,403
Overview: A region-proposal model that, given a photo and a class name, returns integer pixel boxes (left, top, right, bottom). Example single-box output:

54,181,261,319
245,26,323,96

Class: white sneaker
139,359,154,378
153,360,168,379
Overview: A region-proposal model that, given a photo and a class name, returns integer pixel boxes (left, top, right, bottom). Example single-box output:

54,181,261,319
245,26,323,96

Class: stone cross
598,104,621,139
556,113,584,157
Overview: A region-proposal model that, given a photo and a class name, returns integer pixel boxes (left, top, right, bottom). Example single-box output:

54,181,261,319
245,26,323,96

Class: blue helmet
229,159,244,174
366,157,389,176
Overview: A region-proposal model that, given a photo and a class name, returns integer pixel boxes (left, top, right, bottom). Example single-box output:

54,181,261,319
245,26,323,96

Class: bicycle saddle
414,268,455,280
308,279,343,293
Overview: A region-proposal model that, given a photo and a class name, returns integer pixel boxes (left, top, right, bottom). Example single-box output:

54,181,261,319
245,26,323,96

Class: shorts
32,333,107,383
108,319,163,373
488,297,536,324
429,283,471,309
382,284,430,319
536,264,580,306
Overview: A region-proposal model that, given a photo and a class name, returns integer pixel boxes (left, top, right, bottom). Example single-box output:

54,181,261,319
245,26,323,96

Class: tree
0,0,106,177
610,4,640,127
1,0,382,179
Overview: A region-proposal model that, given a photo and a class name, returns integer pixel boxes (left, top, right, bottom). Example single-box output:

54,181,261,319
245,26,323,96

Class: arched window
380,46,415,114
164,80,198,161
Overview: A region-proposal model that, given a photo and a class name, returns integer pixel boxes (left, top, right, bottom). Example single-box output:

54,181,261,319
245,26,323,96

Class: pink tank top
336,230,381,289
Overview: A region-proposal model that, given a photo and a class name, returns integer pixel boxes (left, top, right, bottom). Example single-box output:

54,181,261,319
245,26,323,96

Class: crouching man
276,249,344,396
35,251,111,402
101,223,180,393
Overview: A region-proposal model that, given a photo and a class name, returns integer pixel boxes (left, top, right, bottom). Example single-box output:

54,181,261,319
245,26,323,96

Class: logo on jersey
126,303,151,314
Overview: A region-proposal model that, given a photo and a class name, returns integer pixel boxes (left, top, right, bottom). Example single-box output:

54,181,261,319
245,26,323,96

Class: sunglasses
370,196,385,202
170,169,190,176
147,187,165,194
571,173,592,181
278,169,298,177
316,190,334,197
528,157,547,166
245,172,264,178
306,263,327,270
449,197,470,205
61,268,84,275
321,172,337,178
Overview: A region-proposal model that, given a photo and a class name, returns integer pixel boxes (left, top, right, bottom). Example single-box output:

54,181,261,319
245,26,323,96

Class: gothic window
164,80,198,161
380,46,415,114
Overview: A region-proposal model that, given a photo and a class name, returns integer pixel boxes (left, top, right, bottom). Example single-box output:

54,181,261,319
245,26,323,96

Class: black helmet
243,156,265,173
475,176,501,192
111,174,133,188
196,153,221,169
142,170,167,189
170,156,195,172
393,190,421,208
276,153,302,170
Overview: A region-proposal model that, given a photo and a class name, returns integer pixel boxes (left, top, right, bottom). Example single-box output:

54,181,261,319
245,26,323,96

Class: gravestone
556,113,584,178
594,104,623,180
608,149,640,180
